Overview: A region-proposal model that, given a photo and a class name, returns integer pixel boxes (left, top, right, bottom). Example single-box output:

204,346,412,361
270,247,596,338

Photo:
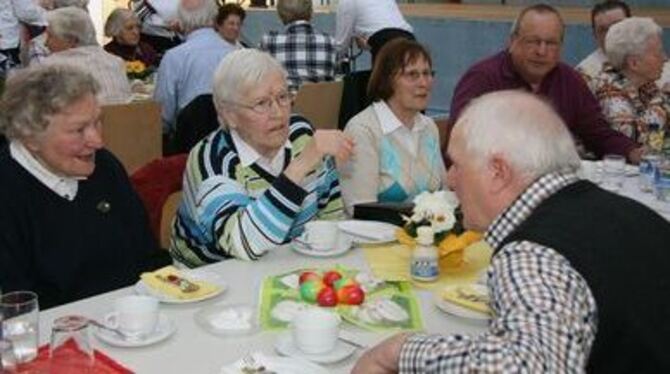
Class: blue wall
242,10,670,116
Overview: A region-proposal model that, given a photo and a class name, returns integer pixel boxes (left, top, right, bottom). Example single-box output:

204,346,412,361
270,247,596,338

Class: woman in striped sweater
170,49,354,267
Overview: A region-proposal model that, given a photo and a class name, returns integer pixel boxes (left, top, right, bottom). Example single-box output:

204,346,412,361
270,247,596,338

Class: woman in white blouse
340,39,446,215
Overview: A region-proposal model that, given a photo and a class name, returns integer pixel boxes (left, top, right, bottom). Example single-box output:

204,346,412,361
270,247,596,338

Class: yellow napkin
442,285,490,314
140,266,221,300
361,240,493,290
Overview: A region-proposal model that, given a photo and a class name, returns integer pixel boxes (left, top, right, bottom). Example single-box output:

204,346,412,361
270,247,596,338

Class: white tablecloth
38,246,487,373
581,160,670,220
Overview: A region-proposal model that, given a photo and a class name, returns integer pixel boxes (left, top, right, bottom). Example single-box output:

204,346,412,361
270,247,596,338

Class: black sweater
503,181,670,373
0,147,169,309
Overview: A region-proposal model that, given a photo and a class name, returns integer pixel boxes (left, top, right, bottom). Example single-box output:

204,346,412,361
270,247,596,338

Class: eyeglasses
224,91,293,114
401,69,436,82
519,36,561,51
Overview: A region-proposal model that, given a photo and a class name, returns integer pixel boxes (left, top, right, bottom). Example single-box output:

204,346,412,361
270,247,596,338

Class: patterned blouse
592,64,670,151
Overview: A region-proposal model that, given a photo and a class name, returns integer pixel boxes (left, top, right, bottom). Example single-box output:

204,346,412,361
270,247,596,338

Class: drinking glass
0,339,17,372
50,315,94,373
0,291,39,364
654,157,670,202
601,154,626,192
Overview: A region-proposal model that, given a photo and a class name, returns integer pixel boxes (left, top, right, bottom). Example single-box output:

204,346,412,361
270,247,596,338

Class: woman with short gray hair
592,17,669,151
41,6,131,104
104,8,157,68
0,64,168,309
170,49,354,267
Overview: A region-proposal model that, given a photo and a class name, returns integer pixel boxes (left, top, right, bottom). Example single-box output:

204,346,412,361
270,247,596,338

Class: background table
39,245,488,373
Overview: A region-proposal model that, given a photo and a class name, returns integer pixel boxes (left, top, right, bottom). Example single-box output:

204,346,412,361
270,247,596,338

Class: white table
581,160,670,220
39,246,488,373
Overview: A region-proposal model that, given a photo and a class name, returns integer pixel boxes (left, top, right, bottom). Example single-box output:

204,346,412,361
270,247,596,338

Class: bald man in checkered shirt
353,90,670,373
260,0,336,94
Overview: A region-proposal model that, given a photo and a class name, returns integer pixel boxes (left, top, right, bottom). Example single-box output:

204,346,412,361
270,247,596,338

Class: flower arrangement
396,191,482,268
125,60,152,81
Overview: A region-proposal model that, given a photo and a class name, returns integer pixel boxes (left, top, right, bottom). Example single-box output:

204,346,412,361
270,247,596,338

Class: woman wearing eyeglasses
339,39,447,216
170,49,354,267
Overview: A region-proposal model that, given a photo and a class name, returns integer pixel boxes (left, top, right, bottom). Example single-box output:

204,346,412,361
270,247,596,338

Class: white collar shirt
230,129,291,177
0,0,46,50
373,100,428,157
9,141,80,200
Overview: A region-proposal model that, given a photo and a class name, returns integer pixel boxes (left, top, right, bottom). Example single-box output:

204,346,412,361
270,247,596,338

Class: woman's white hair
212,49,287,129
178,0,218,35
47,6,98,47
0,65,99,141
454,90,581,181
104,8,137,38
605,17,662,70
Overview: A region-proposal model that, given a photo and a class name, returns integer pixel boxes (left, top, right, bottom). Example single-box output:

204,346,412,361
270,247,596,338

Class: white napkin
220,352,268,374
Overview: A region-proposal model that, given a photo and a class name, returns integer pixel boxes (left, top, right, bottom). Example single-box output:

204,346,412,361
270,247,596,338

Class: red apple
338,285,365,305
299,271,320,285
316,286,338,307
322,270,342,287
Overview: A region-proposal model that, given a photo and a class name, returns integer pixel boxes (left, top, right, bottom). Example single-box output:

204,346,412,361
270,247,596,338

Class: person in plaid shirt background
353,90,670,373
260,0,336,94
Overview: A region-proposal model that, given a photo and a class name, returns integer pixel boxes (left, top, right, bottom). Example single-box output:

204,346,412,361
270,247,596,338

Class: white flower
408,190,460,233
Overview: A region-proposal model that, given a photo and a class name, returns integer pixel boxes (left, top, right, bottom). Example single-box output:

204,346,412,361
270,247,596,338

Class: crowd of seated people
1,1,670,371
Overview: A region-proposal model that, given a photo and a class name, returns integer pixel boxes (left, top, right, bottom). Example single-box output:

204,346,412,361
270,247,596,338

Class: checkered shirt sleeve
260,22,337,92
399,172,598,373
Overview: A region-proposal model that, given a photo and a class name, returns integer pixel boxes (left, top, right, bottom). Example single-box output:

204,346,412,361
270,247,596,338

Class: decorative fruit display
337,284,365,305
333,277,357,291
322,270,342,287
316,286,338,307
299,279,324,302
298,270,366,306
298,271,320,285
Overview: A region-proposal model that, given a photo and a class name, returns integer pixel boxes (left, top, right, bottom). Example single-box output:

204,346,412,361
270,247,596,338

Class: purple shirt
446,50,636,159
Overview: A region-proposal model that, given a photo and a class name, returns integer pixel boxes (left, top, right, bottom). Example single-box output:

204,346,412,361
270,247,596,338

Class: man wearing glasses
444,4,641,164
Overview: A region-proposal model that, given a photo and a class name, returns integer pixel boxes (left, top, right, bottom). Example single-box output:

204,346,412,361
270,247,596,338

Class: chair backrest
292,80,344,130
102,100,162,174
160,191,182,250
338,70,371,129
174,94,218,154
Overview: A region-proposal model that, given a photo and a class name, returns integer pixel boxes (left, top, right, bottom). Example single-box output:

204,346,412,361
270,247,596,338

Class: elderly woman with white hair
41,6,131,104
592,17,670,151
104,8,158,68
0,65,169,309
170,49,354,268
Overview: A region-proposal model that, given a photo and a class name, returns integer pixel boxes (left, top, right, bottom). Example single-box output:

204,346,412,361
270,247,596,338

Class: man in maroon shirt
445,4,642,164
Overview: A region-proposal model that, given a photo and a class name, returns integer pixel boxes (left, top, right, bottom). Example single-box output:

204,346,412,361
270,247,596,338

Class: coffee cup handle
105,312,120,329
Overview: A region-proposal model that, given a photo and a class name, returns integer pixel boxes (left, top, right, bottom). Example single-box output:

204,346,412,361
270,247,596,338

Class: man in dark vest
353,90,670,373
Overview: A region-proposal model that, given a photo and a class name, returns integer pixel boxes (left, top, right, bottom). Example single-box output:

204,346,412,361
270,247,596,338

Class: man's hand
627,147,643,165
352,333,411,374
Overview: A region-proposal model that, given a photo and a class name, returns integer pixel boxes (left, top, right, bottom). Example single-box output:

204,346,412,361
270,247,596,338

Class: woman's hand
285,130,354,184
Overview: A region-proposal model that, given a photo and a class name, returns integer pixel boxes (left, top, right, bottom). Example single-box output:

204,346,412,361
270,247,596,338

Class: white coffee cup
106,295,159,338
302,221,339,251
291,308,340,354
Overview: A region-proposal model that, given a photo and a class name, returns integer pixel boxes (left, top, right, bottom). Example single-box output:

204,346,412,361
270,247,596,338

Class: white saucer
337,220,398,244
134,269,226,304
291,234,353,257
94,313,176,347
275,332,356,364
433,285,490,322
